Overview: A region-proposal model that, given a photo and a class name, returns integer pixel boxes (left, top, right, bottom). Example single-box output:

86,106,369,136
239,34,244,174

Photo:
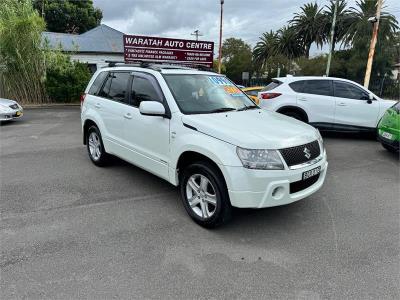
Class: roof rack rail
103,60,215,72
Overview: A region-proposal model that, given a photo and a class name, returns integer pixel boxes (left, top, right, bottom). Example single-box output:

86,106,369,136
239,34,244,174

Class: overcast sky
93,0,400,55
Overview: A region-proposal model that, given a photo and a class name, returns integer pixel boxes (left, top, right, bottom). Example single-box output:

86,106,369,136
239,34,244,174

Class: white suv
258,76,396,132
81,64,328,227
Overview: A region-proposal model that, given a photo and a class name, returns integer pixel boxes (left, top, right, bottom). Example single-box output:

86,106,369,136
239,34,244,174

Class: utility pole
325,0,339,77
364,0,383,88
218,0,224,74
41,0,45,18
191,30,203,41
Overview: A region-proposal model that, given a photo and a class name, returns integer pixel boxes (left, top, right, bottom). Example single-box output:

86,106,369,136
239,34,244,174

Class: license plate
302,166,321,180
381,131,393,140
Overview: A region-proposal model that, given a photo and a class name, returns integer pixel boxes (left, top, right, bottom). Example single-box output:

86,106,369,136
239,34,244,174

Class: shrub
45,51,91,103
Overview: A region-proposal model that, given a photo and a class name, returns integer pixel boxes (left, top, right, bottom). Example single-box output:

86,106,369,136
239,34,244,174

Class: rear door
96,71,131,153
122,72,170,180
333,80,379,129
292,80,336,128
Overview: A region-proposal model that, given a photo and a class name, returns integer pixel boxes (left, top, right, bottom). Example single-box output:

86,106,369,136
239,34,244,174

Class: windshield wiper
237,105,259,111
209,107,237,113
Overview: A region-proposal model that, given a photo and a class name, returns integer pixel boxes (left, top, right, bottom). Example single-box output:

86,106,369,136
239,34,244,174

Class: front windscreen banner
123,35,214,68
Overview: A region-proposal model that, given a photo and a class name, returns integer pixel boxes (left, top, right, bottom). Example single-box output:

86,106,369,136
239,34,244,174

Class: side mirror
139,101,166,117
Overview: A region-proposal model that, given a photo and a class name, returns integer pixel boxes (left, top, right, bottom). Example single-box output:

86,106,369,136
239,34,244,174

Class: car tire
180,161,232,228
86,125,109,166
381,142,397,153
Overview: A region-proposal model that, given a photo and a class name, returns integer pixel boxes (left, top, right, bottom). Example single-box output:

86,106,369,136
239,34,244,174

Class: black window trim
129,71,171,119
88,70,109,96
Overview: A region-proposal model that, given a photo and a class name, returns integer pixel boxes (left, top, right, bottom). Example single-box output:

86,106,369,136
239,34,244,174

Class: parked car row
241,77,399,153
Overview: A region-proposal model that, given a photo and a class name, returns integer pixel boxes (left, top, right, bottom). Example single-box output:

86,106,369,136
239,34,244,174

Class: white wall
70,53,124,70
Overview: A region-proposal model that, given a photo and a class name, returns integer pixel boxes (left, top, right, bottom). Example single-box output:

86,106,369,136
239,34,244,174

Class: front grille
9,104,18,109
279,140,320,167
290,174,320,194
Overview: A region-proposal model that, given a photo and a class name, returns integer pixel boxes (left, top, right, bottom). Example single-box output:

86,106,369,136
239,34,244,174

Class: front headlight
236,147,284,170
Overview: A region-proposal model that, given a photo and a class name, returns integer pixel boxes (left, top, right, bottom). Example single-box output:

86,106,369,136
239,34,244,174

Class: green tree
344,0,398,48
277,26,303,72
290,2,326,58
45,50,92,102
0,0,47,104
253,31,279,73
33,0,102,34
323,0,352,52
221,38,252,84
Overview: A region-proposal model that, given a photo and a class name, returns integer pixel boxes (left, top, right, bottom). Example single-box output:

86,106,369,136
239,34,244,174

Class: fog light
272,186,284,199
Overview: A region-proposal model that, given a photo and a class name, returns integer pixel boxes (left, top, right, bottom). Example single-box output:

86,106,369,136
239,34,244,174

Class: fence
369,78,400,101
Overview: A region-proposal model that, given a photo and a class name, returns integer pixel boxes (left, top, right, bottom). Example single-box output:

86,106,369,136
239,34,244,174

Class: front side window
131,76,162,107
303,80,333,96
334,81,369,100
163,74,256,114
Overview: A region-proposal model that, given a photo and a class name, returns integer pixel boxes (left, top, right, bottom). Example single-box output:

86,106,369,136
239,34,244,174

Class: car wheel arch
277,106,309,123
83,119,98,145
176,151,228,190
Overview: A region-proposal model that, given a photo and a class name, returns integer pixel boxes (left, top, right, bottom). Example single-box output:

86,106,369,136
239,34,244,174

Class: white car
0,98,24,121
81,64,328,227
258,76,396,132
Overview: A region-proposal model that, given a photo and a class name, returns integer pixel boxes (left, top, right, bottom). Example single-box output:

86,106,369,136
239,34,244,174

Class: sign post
123,35,214,68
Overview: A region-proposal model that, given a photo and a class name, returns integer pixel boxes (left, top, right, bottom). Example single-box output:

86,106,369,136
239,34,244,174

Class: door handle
298,97,307,101
337,102,347,106
95,103,101,109
123,113,132,119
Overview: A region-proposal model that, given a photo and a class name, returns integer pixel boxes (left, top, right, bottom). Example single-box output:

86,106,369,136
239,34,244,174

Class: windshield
163,74,257,114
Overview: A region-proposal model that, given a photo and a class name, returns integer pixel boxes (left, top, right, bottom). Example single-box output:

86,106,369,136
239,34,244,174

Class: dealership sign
123,35,214,68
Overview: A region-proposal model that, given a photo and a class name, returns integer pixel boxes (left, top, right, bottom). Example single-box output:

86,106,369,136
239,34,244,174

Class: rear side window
303,80,333,96
131,76,162,107
108,72,130,103
88,72,108,95
334,81,369,100
262,80,282,92
98,72,130,103
289,81,305,93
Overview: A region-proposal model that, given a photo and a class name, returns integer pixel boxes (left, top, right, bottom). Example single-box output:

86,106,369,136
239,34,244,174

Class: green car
377,102,400,153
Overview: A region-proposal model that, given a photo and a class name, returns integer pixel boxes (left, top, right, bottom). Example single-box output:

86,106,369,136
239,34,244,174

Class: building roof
42,24,124,53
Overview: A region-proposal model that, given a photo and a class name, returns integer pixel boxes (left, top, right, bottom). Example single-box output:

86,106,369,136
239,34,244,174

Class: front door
333,80,379,129
123,72,170,180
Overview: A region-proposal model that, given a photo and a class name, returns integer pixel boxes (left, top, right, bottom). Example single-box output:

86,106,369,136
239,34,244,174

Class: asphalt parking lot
1,107,399,299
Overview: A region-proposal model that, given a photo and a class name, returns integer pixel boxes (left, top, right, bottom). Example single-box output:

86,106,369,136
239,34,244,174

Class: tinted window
303,80,333,96
262,80,282,91
131,76,161,107
88,71,108,95
289,81,305,93
98,72,130,103
334,81,369,100
98,73,112,98
108,72,130,103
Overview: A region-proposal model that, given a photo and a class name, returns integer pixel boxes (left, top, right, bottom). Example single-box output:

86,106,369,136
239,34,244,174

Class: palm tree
290,2,326,58
277,26,303,72
323,0,352,52
344,0,399,49
252,30,279,72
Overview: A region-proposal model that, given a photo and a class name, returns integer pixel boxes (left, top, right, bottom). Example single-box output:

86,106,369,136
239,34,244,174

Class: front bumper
0,109,23,121
223,154,328,208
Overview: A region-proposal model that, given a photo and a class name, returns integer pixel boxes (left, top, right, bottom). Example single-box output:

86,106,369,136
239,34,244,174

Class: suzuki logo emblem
303,147,311,159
